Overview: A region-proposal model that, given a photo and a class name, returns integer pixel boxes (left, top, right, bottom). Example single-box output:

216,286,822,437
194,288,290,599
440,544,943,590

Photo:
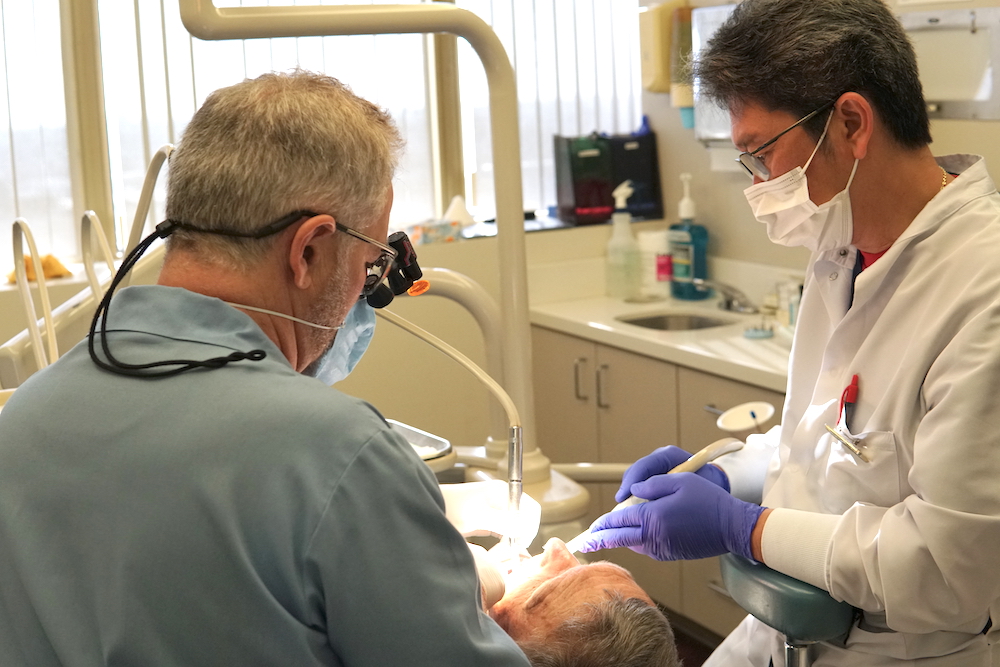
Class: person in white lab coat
581,0,1000,665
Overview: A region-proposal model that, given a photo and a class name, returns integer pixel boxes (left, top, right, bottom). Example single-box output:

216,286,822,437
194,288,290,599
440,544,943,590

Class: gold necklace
940,167,949,191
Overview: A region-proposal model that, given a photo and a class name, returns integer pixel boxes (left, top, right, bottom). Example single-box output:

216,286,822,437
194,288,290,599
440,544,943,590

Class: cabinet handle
596,364,610,409
573,358,589,400
703,404,724,416
706,579,733,600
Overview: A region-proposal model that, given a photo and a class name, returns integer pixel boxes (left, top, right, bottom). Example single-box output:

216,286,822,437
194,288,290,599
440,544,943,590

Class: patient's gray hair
516,594,680,667
165,69,403,269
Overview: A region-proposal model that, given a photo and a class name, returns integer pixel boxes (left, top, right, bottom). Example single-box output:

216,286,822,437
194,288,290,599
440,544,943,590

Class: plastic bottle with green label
669,173,710,300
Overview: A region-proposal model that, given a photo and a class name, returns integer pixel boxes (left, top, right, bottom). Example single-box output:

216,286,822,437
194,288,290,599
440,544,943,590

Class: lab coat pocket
823,429,900,512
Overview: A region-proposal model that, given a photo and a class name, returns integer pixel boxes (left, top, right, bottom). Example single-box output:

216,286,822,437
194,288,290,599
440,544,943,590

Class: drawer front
531,327,600,463
677,366,785,453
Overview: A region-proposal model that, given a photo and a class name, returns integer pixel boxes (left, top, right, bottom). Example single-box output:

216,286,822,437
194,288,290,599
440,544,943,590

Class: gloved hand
584,473,765,561
615,445,730,503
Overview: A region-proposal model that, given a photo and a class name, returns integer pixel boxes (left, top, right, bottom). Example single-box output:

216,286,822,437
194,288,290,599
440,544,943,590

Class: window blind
456,0,641,218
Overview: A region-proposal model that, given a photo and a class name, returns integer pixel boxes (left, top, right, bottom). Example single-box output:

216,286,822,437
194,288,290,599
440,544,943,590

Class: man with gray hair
582,1,1000,665
491,538,679,667
0,71,531,666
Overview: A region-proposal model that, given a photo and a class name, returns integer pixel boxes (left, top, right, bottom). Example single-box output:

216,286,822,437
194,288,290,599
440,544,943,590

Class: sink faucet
691,278,758,314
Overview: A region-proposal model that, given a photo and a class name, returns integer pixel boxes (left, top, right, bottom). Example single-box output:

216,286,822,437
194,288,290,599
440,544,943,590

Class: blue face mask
303,299,377,385
227,298,376,385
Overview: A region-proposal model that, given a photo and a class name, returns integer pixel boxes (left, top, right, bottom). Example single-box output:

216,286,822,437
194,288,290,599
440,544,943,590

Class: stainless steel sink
616,313,734,331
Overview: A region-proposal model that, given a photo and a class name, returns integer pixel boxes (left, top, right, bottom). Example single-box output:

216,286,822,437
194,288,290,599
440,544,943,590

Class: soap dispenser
606,180,641,301
669,173,710,300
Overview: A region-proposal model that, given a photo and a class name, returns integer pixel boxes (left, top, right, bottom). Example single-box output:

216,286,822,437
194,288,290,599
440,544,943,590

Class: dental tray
387,419,452,461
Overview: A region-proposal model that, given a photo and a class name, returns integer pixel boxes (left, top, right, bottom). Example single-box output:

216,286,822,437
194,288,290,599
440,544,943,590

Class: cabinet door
676,366,785,453
531,327,600,464
595,344,679,464
682,557,749,638
675,367,784,636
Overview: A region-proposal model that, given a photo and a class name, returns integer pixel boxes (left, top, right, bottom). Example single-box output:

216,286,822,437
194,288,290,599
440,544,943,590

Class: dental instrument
564,437,744,554
80,211,117,299
123,145,173,282
12,220,59,371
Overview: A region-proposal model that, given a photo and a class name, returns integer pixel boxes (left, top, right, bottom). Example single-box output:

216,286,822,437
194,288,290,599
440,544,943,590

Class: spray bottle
669,173,710,300
606,180,641,301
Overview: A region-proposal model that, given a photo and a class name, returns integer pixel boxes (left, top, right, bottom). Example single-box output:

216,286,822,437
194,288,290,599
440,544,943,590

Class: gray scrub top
0,285,530,667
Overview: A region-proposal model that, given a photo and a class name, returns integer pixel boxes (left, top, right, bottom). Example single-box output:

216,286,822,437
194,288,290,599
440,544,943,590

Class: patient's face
490,537,654,642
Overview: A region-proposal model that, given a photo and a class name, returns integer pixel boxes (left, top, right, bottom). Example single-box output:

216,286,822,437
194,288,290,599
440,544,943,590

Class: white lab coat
708,155,1000,666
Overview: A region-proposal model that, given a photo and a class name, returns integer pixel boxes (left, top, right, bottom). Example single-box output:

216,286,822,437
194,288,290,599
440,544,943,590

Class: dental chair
720,553,856,667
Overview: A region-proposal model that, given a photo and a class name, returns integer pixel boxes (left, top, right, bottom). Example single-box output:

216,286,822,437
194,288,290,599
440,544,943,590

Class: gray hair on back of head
515,594,680,667
165,69,403,268
695,0,931,148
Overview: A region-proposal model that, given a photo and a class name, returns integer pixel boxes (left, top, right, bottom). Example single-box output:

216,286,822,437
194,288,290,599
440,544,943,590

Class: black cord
87,222,268,378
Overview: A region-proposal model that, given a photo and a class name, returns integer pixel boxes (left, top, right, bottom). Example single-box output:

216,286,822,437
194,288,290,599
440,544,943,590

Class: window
0,0,74,273
98,0,435,239
0,0,641,274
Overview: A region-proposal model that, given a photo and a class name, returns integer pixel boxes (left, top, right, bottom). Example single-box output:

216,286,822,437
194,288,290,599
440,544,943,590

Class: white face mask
743,115,859,254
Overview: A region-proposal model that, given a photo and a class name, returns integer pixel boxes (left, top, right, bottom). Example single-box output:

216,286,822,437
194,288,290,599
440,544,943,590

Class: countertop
529,295,792,393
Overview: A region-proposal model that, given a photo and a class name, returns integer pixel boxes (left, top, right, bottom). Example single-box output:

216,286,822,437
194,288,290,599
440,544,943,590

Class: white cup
716,401,775,441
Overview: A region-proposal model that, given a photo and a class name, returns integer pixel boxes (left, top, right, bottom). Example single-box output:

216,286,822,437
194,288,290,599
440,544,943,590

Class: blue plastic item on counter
669,173,710,300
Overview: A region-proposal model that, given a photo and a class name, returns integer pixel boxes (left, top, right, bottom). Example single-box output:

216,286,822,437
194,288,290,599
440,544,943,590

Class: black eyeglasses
736,101,836,181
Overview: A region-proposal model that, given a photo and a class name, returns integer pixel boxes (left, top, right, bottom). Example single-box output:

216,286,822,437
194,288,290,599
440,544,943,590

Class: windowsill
0,263,108,294
460,214,664,240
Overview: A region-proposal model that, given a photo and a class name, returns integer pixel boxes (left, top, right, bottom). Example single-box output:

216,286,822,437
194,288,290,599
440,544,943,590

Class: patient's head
490,538,679,667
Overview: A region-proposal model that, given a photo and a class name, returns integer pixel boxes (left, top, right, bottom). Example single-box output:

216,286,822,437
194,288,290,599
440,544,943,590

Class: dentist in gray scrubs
0,70,530,667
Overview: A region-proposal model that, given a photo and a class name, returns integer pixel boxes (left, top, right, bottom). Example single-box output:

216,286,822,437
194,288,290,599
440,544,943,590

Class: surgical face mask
302,299,376,385
743,114,860,253
228,298,376,385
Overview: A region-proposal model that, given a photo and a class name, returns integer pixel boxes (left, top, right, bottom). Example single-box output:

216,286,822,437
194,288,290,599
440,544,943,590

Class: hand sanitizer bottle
669,173,710,300
606,180,641,301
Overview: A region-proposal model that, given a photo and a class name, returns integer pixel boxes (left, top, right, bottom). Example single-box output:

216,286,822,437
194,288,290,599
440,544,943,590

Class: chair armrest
720,553,855,644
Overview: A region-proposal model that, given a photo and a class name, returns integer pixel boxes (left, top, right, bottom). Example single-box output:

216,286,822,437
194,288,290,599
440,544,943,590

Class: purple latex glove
615,446,730,503
584,473,764,561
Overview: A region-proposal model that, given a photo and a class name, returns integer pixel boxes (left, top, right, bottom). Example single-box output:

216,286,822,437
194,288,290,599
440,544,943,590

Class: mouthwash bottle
669,173,710,300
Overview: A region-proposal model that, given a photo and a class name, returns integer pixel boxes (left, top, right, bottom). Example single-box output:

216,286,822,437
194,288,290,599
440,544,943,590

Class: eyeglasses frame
161,210,398,298
333,219,398,297
736,100,837,181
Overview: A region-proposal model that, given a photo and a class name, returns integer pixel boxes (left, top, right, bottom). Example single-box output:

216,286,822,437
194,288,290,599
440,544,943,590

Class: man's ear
835,92,874,161
288,214,337,290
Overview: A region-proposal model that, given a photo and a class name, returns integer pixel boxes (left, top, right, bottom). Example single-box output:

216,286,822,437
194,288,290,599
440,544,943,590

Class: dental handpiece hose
374,308,524,522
